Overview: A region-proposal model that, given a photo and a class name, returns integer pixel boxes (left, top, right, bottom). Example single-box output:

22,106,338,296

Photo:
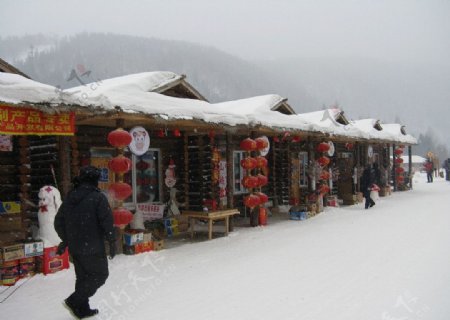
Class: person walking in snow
443,158,450,181
55,166,116,319
424,159,434,183
361,164,376,209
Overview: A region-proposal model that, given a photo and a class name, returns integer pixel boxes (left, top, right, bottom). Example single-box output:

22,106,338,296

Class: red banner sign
0,105,75,135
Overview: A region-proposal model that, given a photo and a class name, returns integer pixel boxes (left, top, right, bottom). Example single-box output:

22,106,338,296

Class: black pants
427,172,433,182
363,189,375,209
68,254,109,311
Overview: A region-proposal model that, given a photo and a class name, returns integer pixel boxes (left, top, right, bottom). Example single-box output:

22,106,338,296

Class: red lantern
157,129,165,138
173,129,181,137
395,167,405,174
256,174,268,187
255,156,268,168
319,184,330,194
113,207,133,228
244,194,260,209
108,155,132,174
109,182,132,201
242,176,259,189
240,157,257,170
320,170,330,180
240,138,257,151
255,192,268,204
107,128,132,148
317,156,331,167
255,137,269,150
316,142,330,153
345,142,354,150
396,175,405,183
395,157,404,164
394,148,403,155
291,136,301,143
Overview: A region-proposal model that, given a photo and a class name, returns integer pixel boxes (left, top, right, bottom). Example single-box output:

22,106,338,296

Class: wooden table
182,209,240,240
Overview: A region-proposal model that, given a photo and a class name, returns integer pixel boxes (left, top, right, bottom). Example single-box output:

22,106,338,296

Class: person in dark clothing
424,159,434,183
443,158,450,181
361,164,376,209
55,166,115,319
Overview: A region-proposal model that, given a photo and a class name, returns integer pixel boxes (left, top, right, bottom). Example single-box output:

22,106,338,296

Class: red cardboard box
36,246,69,275
135,241,153,254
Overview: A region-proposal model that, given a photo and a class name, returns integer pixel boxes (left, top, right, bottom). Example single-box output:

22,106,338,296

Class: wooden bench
182,209,240,240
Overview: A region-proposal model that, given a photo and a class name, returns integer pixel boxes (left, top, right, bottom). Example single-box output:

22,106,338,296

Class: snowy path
3,172,450,320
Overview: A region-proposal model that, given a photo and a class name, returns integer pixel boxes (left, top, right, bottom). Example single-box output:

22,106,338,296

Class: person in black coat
361,164,376,209
55,166,115,319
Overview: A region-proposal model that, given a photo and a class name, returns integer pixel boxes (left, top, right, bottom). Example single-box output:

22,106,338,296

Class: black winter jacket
54,183,115,256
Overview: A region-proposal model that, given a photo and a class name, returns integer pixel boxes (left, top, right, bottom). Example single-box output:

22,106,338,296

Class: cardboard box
0,201,21,214
0,214,23,232
152,240,164,251
143,231,152,243
0,243,24,262
0,259,20,286
23,241,44,257
36,246,69,275
326,195,339,207
135,241,153,254
123,231,144,246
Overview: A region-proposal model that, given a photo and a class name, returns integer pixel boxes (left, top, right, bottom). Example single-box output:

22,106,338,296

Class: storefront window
129,149,162,206
233,151,247,194
299,151,308,187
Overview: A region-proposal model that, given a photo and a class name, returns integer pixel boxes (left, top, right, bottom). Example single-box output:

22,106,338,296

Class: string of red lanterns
107,127,133,229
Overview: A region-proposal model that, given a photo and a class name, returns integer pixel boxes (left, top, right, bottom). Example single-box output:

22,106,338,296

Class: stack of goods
0,240,45,285
123,230,155,255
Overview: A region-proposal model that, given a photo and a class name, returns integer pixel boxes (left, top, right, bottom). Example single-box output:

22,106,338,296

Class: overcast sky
1,0,450,65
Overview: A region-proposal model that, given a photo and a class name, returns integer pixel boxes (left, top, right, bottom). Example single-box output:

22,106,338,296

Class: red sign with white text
0,105,75,135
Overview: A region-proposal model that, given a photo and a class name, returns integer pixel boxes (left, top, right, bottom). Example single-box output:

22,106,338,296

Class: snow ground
2,172,450,320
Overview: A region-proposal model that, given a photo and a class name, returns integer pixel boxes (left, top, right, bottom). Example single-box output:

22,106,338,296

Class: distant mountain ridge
1,33,448,157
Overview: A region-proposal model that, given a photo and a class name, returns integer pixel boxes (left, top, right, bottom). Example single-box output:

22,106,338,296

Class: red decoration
242,176,259,189
395,167,405,174
395,157,404,164
319,184,330,194
273,137,280,143
255,137,269,150
240,138,257,151
173,129,181,137
345,142,354,150
208,130,216,140
281,131,290,141
109,182,132,201
240,157,257,170
255,156,268,168
320,170,330,180
244,194,260,209
255,192,268,204
108,155,132,174
291,136,301,143
396,175,405,183
157,129,165,138
107,128,132,148
394,148,403,155
113,207,133,228
317,156,331,167
316,142,330,153
256,174,268,187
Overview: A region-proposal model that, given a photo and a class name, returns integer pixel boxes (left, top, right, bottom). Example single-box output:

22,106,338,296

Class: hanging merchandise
164,158,177,188
240,138,257,151
129,126,150,156
316,142,330,153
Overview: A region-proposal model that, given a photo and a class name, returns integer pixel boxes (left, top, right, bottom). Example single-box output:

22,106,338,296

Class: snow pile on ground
2,172,450,320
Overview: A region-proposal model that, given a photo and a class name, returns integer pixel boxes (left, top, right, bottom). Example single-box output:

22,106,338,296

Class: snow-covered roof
0,72,417,144
0,73,69,105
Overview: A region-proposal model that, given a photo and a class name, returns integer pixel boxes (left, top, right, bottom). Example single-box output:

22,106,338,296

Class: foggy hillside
1,33,448,158
0,33,317,106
